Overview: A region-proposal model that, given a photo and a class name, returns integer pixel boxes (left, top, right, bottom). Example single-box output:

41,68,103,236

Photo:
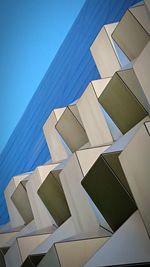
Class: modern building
0,0,150,266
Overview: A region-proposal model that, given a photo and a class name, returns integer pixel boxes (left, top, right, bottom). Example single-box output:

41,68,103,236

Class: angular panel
91,80,123,140
21,254,45,267
112,4,150,60
76,81,114,147
60,146,110,233
11,180,34,225
43,108,71,162
133,41,150,108
38,234,109,267
18,235,49,263
0,221,39,252
56,105,89,152
4,173,30,228
5,233,50,267
102,151,132,196
0,231,19,248
84,211,150,267
31,217,76,256
26,164,59,230
80,117,150,232
119,122,150,237
104,116,150,153
15,220,37,238
57,79,121,153
38,245,60,267
81,117,150,233
82,149,136,231
38,167,71,227
99,69,148,134
90,23,121,77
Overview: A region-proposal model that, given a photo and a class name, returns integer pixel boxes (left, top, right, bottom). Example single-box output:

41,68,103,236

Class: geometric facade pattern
0,0,141,225
0,1,150,266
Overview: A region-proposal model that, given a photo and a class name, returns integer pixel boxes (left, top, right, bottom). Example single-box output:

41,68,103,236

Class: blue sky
0,0,85,153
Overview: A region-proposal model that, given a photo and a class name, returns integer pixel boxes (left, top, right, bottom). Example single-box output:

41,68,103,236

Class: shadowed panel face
0,247,9,267
119,122,150,238
11,182,34,225
56,106,89,152
38,170,71,226
38,244,60,267
21,254,45,267
38,236,109,267
0,248,9,255
99,72,147,134
103,151,132,196
0,249,6,267
82,154,137,231
112,6,150,60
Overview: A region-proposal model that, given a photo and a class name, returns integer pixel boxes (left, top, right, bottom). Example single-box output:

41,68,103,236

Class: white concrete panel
84,211,150,267
0,231,18,247
90,23,121,77
55,236,109,267
91,78,111,98
2,221,38,249
32,217,76,255
5,240,22,267
105,115,150,153
15,220,36,238
133,41,150,108
5,234,49,267
43,108,71,162
77,82,114,146
18,234,49,262
76,146,109,176
119,122,150,237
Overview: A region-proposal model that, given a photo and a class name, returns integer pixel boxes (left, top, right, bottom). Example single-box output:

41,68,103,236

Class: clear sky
0,0,85,153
